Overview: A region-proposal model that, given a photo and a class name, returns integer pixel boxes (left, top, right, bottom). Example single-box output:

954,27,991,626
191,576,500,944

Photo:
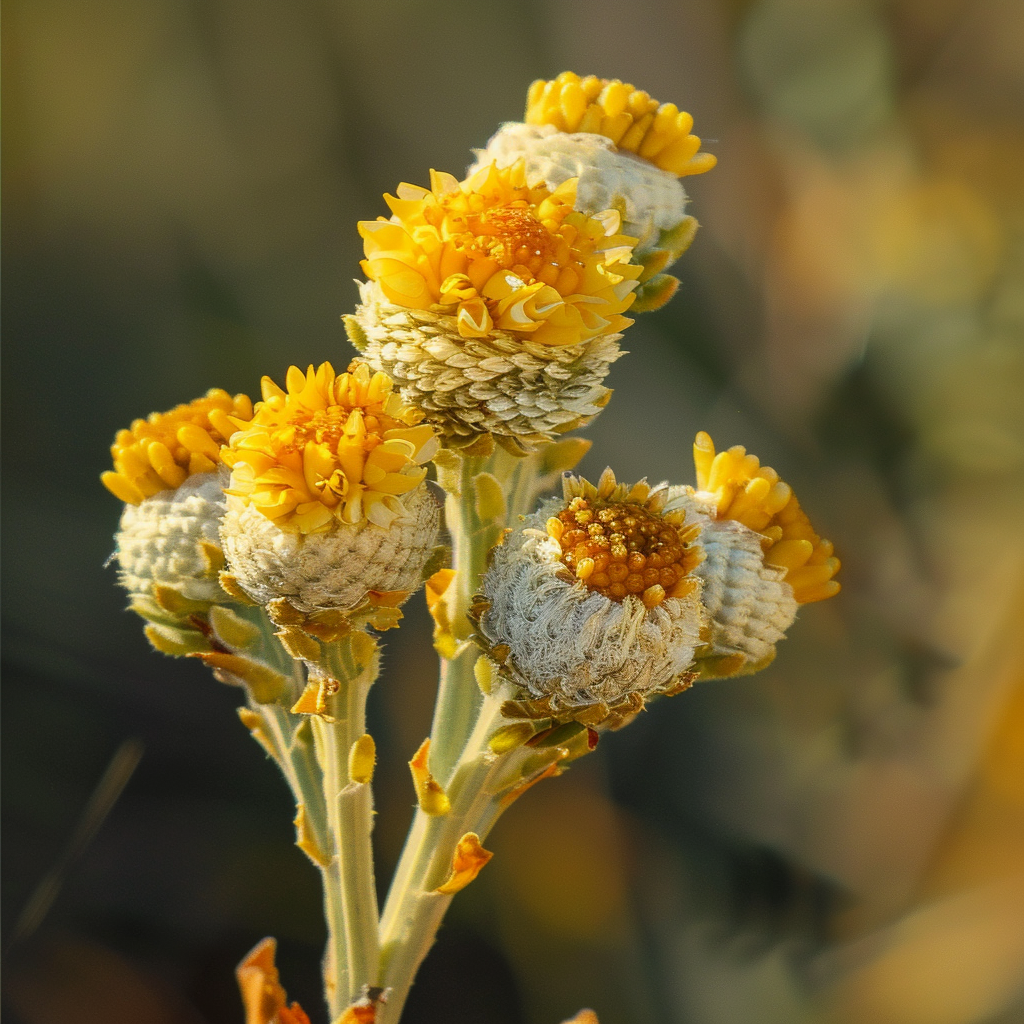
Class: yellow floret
102,389,253,504
223,362,439,534
692,432,840,604
358,161,642,349
525,72,717,177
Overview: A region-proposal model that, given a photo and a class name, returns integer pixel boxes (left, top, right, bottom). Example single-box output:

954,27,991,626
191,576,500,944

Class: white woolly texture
220,484,440,614
349,281,621,447
481,500,703,708
114,470,228,605
470,123,690,253
695,518,798,663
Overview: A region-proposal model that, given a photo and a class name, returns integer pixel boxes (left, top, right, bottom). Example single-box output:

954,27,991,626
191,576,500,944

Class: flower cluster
470,72,717,315
218,362,441,621
102,389,252,504
98,71,842,1024
477,469,706,726
476,434,840,723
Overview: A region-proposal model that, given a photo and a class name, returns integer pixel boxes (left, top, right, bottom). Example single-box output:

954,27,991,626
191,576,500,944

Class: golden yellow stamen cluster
548,497,701,609
102,389,253,504
525,72,717,177
223,362,438,534
693,432,840,604
359,161,642,348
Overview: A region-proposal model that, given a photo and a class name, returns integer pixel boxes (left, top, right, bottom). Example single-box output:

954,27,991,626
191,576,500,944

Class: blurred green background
3,1,1023,1022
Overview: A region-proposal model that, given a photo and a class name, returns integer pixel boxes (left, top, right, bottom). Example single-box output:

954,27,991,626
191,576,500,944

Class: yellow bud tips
358,162,642,350
525,72,717,177
434,832,493,895
102,389,253,504
692,432,840,604
223,361,439,534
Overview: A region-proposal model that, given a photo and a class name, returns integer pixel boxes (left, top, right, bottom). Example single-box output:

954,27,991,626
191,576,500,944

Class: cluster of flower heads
473,439,840,728
102,72,839,722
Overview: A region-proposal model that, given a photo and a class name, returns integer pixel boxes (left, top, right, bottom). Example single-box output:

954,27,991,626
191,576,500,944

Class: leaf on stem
236,937,311,1024
190,651,288,703
294,804,330,867
237,707,276,757
434,832,493,894
473,471,507,522
348,733,376,785
409,738,450,816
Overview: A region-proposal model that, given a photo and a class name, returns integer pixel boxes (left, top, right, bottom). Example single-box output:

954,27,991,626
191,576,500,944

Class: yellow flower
101,389,253,504
525,72,716,177
358,161,642,349
223,362,438,534
691,431,840,604
477,468,705,722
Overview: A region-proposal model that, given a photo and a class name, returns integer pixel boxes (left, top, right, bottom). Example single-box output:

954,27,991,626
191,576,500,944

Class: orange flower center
551,497,700,607
279,406,382,455
461,205,558,267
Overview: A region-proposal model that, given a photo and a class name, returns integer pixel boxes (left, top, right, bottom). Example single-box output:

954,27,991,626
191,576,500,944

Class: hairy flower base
220,485,440,615
477,471,704,722
346,281,620,451
114,470,229,610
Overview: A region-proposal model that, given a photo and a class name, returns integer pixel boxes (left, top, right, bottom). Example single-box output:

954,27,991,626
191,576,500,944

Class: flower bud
346,162,642,452
219,362,441,619
477,469,705,725
670,432,841,677
470,73,716,312
103,389,253,624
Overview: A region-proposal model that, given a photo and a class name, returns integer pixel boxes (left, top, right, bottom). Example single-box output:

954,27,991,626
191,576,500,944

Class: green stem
377,445,558,1024
314,635,382,1018
377,695,513,1024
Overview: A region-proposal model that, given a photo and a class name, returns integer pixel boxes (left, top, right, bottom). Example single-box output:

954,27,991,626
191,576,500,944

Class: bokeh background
4,1,1024,1022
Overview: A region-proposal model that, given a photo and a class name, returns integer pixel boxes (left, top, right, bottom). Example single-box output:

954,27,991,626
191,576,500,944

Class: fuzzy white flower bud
694,517,798,669
113,470,229,608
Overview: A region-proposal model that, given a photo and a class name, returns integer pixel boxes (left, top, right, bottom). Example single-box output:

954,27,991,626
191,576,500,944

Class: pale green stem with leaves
240,621,382,1021
312,635,382,1019
376,442,589,1024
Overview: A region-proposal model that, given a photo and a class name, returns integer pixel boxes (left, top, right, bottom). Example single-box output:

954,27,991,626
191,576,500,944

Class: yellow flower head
358,161,642,348
525,72,717,177
692,432,840,604
102,389,253,504
223,362,439,534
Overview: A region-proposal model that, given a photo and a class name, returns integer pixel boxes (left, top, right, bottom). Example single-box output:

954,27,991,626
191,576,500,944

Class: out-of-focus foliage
3,1,1022,1023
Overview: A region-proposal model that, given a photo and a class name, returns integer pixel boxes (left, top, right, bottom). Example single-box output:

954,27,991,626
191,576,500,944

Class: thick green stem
376,445,559,1024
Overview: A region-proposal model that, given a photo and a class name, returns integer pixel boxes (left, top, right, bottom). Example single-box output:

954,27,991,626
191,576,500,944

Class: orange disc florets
548,497,701,608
